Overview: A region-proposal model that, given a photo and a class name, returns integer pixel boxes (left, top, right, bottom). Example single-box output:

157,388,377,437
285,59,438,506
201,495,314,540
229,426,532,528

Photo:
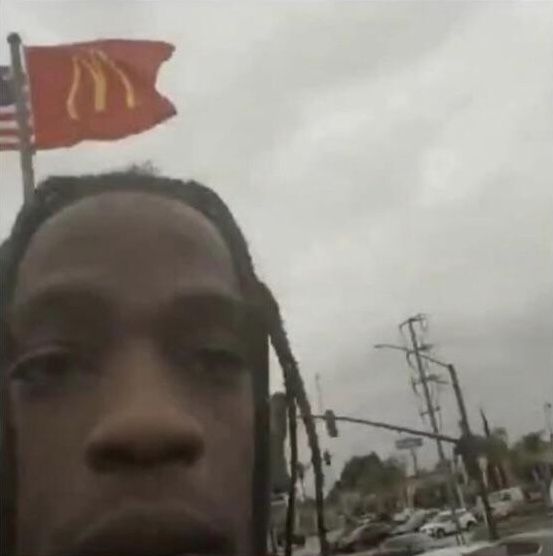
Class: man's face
7,192,257,556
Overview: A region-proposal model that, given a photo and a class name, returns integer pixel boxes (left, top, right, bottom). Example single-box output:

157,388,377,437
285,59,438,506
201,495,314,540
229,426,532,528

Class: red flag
24,40,176,149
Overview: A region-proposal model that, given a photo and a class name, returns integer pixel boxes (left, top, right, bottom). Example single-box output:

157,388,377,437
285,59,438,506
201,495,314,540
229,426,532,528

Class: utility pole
402,316,465,544
374,341,498,541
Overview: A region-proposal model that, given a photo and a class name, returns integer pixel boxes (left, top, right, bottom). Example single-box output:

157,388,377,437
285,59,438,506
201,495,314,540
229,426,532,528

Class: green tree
328,452,406,513
510,431,551,484
484,430,510,489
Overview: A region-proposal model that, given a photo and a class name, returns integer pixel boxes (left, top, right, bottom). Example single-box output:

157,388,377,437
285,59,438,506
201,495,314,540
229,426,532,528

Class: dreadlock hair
0,171,329,556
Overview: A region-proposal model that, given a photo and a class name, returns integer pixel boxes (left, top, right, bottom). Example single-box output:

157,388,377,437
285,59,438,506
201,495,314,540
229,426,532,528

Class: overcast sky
1,1,552,479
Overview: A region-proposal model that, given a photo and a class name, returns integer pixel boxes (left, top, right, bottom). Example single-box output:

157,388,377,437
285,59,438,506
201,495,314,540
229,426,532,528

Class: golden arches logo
67,50,137,121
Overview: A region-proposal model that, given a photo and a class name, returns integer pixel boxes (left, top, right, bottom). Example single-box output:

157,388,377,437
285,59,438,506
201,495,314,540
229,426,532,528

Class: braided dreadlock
0,171,329,556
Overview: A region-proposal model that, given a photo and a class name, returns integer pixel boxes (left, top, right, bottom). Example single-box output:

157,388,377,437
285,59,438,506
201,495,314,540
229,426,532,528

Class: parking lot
292,506,552,556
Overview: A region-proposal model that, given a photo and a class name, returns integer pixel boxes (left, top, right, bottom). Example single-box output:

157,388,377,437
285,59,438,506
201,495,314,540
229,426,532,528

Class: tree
510,431,551,485
328,452,406,514
484,431,510,489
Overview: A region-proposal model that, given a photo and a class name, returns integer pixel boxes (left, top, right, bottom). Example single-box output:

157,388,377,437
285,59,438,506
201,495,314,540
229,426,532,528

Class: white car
420,509,477,538
392,508,414,524
487,487,525,519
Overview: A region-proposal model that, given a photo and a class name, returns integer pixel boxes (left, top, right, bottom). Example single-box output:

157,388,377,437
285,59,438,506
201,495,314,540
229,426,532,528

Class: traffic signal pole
320,412,458,444
448,364,498,540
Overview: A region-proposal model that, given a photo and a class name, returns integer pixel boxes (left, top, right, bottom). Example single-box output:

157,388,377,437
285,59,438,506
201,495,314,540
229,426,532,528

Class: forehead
13,191,241,308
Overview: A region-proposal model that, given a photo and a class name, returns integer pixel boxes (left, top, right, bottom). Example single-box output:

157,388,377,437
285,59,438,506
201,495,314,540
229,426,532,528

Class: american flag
0,65,32,151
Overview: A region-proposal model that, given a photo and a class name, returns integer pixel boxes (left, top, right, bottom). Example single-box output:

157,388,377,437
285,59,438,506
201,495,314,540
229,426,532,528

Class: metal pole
410,448,419,477
315,374,324,415
543,403,553,509
8,33,35,203
545,402,553,444
448,364,498,540
311,414,459,444
405,318,465,544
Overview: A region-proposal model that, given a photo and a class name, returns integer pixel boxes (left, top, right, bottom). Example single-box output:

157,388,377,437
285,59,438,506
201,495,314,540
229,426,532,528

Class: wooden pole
8,32,35,203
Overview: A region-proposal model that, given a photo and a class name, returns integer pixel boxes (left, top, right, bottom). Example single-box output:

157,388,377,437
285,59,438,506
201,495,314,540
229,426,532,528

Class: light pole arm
374,343,450,370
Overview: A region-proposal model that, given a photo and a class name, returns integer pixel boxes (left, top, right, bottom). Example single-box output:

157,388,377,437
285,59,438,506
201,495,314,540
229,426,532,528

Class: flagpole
8,33,35,203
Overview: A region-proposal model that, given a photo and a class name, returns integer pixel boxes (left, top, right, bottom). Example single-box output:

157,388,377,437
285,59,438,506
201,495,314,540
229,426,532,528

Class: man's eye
180,346,248,386
9,349,84,391
196,348,245,373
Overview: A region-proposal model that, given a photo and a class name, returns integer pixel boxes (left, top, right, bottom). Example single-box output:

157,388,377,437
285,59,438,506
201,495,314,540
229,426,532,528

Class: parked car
393,508,415,524
359,512,378,524
334,522,392,553
373,532,437,556
420,509,477,538
486,487,525,520
328,526,351,552
275,530,306,547
392,509,440,536
464,529,553,556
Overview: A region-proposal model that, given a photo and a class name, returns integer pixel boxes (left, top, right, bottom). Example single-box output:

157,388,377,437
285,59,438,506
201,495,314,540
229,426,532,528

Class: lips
52,502,233,556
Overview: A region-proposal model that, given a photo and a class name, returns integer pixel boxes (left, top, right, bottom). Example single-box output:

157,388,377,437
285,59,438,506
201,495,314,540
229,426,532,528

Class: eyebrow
160,291,256,333
9,284,114,336
9,282,254,337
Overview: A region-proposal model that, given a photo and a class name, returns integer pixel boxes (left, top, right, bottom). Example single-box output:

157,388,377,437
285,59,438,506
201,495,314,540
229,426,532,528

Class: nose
85,342,205,472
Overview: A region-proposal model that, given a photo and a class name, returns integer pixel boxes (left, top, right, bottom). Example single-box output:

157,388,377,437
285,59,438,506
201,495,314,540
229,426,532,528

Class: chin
28,501,239,556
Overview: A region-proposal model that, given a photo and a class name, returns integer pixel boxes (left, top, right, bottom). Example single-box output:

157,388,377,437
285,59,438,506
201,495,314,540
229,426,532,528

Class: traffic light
323,450,332,466
324,409,339,438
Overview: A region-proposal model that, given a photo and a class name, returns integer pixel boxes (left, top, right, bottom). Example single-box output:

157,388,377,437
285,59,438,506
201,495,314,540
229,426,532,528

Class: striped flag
0,64,32,151
0,65,19,150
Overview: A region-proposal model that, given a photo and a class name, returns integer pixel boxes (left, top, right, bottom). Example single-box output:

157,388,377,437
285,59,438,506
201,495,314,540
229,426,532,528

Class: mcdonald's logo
67,49,137,120
26,39,176,148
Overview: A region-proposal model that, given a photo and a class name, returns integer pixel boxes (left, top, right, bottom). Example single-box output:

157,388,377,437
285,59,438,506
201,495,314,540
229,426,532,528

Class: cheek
204,384,255,487
13,388,97,481
200,384,255,533
11,391,100,546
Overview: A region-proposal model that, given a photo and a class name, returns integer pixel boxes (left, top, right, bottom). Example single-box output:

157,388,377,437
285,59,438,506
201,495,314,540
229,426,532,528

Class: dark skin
6,192,255,556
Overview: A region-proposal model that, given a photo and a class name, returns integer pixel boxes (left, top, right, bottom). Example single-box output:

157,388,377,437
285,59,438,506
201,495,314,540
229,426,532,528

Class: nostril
85,416,206,472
